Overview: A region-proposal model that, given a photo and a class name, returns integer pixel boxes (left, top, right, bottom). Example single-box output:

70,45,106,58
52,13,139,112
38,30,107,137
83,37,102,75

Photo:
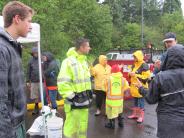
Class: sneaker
95,110,101,116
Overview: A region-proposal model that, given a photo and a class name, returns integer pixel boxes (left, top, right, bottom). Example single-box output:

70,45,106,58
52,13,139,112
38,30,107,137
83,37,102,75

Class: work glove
49,71,55,78
67,93,75,99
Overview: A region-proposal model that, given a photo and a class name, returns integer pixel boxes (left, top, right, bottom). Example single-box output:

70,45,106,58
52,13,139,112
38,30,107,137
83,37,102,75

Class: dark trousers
95,90,106,110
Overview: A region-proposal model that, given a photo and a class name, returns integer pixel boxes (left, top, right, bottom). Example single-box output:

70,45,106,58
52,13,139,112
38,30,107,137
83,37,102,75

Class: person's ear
13,15,21,24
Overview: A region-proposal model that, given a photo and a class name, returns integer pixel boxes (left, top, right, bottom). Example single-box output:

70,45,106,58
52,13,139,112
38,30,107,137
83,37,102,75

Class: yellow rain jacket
91,55,111,91
130,50,151,97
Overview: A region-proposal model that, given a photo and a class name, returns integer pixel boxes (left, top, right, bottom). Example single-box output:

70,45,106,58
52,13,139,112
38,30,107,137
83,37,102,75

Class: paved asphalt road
26,99,158,138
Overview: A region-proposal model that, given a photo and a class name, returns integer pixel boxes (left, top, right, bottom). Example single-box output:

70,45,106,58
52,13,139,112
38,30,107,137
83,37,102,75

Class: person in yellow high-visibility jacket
103,64,129,129
128,50,151,123
57,38,92,138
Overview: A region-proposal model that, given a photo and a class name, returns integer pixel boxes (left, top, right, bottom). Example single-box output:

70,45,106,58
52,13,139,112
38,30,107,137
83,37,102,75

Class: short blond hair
2,1,34,28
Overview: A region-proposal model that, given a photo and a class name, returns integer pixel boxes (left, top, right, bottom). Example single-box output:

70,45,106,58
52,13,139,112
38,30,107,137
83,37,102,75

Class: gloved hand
49,71,55,78
67,93,75,99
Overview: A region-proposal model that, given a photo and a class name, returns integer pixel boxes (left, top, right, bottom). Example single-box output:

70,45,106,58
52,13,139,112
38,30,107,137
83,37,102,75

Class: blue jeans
134,97,144,109
44,90,58,109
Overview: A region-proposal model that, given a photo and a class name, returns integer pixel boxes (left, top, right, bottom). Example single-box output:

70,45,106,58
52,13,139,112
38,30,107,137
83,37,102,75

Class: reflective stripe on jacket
105,72,129,107
57,47,91,98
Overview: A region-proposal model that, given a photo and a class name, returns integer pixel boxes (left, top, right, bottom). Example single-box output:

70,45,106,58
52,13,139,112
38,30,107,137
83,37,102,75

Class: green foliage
144,26,163,49
1,0,184,65
57,0,113,55
143,0,161,26
163,0,182,14
159,11,183,33
121,23,142,49
173,21,184,44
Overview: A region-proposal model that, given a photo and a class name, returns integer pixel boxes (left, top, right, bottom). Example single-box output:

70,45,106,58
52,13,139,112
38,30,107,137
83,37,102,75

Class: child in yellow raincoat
104,64,129,129
128,50,151,123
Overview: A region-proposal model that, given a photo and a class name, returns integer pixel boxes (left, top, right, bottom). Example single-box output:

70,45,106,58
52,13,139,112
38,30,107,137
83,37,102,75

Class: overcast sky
181,0,184,15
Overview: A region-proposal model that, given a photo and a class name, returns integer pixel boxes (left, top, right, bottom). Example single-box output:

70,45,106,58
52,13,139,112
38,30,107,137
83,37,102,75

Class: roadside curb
27,100,64,110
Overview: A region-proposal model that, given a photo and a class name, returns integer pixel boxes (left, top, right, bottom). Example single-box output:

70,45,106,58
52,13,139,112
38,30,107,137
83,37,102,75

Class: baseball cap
163,32,176,42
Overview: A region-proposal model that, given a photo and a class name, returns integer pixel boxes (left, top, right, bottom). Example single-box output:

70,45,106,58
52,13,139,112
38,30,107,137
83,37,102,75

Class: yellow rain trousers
64,104,88,138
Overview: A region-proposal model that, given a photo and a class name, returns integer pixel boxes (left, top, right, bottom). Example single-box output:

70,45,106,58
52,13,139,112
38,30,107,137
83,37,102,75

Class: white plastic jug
47,109,63,138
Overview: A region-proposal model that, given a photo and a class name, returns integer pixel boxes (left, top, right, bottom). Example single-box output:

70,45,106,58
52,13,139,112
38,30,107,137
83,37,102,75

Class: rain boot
32,103,39,115
128,107,138,119
137,108,144,123
118,114,124,128
111,119,115,129
105,119,115,129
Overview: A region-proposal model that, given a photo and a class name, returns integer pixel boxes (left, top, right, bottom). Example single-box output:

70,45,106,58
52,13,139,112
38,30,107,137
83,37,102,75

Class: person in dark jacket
0,1,34,138
27,47,41,115
42,52,60,109
134,44,184,138
153,32,177,75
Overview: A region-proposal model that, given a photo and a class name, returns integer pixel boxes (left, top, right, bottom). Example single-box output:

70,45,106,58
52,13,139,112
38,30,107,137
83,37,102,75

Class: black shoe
32,104,39,115
118,115,124,128
32,110,39,115
105,119,115,129
118,121,124,128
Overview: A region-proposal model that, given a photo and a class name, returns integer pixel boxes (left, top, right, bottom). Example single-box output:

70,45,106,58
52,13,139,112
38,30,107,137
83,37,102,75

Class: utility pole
170,0,172,14
160,0,164,15
141,0,144,47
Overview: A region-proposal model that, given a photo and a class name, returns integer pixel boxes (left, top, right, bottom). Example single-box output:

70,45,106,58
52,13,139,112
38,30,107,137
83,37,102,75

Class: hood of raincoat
161,44,184,71
99,55,107,66
66,47,86,61
133,50,144,62
42,51,54,62
133,50,144,66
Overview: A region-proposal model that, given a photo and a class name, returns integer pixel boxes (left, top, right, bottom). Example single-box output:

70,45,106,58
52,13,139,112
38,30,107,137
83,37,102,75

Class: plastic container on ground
47,109,63,138
27,116,45,136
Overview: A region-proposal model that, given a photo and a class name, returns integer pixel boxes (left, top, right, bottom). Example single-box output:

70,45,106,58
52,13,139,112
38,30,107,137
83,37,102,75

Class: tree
57,0,113,55
174,21,184,44
163,0,182,14
120,23,142,49
144,26,163,49
17,0,112,58
143,0,161,26
103,0,124,27
159,11,183,33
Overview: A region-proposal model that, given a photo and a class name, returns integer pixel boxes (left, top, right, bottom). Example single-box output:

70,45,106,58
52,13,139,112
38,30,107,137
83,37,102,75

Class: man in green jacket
57,38,92,138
